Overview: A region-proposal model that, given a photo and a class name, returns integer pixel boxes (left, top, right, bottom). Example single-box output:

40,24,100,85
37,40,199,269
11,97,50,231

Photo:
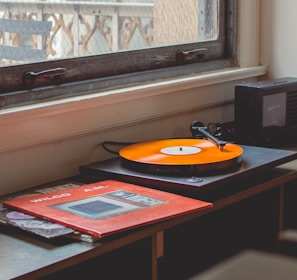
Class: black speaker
234,77,297,147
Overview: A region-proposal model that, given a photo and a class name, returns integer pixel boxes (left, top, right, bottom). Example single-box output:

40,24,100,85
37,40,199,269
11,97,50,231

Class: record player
80,122,297,199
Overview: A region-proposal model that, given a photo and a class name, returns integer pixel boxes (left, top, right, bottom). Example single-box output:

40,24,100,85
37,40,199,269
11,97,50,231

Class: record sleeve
3,180,212,238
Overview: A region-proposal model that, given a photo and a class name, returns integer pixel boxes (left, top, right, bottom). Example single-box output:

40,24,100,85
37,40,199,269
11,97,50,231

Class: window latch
23,67,67,86
176,48,208,63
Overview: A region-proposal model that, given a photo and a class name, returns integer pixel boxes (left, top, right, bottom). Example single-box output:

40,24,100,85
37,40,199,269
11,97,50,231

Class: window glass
0,0,237,107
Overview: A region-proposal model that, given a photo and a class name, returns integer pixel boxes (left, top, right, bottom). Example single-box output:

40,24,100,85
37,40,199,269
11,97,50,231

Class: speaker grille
287,90,297,126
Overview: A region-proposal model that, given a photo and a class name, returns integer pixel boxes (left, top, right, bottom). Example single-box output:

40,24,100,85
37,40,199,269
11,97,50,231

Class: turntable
80,124,297,199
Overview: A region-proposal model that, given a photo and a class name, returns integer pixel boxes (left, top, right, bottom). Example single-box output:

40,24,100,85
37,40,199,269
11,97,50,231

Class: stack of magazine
1,179,212,242
0,180,98,242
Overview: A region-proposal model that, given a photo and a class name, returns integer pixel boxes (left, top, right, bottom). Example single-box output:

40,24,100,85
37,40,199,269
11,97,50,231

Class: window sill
1,65,266,117
0,65,266,154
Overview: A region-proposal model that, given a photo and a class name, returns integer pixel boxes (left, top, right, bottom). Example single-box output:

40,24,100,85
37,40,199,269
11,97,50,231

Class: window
0,0,237,108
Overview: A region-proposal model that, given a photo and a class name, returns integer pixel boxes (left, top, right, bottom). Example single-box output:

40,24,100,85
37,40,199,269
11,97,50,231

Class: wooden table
1,161,297,279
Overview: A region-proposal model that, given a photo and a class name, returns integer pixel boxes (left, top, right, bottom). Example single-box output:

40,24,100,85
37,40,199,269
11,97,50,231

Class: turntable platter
119,139,243,174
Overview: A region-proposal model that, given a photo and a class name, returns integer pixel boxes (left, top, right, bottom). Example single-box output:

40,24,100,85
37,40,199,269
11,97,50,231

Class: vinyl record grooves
119,139,243,175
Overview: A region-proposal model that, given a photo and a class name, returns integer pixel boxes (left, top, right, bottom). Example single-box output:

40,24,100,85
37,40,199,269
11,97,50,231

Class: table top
0,225,96,280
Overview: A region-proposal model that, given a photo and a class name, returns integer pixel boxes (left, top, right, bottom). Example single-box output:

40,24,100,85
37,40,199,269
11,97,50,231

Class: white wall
0,77,258,195
261,0,297,79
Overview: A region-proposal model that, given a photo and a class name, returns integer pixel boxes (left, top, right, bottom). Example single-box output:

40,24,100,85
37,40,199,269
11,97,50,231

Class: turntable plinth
80,144,297,198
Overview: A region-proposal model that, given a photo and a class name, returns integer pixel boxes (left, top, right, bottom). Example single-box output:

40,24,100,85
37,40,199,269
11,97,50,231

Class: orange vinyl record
119,139,243,174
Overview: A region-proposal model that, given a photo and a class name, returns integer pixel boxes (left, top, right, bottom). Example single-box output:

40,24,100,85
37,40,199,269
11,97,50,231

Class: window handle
176,48,208,62
23,67,66,86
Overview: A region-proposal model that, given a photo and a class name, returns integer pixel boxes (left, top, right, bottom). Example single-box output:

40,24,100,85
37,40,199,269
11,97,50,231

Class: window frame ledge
0,65,267,119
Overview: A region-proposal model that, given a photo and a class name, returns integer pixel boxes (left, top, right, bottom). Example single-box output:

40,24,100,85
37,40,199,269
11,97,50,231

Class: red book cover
3,180,212,238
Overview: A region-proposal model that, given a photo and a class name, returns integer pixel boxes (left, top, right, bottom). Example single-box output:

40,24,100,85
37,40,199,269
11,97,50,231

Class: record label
160,146,201,156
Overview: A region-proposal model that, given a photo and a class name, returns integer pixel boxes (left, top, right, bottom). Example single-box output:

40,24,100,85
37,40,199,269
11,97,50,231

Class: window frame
0,0,238,108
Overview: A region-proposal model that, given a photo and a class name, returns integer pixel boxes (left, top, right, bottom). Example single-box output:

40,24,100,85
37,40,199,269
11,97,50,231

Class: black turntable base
80,144,297,199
